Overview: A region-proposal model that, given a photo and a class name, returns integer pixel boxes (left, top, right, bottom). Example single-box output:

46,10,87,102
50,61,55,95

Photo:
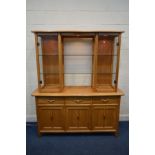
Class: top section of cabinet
33,31,123,93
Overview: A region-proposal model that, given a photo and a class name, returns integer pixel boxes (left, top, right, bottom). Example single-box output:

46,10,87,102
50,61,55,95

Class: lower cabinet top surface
32,86,124,97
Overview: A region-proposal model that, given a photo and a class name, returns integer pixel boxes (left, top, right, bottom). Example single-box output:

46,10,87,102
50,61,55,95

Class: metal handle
48,100,55,103
101,99,109,102
74,100,82,103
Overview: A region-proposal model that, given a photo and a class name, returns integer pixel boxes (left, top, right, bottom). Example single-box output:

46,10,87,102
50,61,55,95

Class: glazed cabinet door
35,32,63,93
92,105,118,131
37,106,64,132
93,33,121,92
66,106,90,131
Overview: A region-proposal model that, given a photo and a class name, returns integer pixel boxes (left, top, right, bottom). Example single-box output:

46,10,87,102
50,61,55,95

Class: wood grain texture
32,31,124,135
32,86,124,96
35,95,121,134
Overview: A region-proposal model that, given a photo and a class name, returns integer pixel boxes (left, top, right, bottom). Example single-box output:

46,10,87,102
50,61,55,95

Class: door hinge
114,80,117,84
116,42,119,46
37,42,40,46
39,80,42,84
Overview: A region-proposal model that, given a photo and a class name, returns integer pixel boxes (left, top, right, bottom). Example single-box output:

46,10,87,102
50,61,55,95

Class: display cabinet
35,32,63,92
92,33,121,92
32,31,124,136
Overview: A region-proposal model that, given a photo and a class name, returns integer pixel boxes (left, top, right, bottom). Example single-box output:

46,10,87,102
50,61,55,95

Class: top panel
32,30,124,33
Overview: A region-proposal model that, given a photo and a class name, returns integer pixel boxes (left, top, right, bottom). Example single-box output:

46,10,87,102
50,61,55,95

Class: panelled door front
92,105,118,131
38,106,64,132
66,106,90,131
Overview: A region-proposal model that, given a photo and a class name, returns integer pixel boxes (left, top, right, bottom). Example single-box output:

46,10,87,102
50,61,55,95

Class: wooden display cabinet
35,32,63,92
32,31,124,136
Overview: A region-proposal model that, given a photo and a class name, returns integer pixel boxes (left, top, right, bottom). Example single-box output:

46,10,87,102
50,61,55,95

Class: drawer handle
74,100,82,103
48,100,55,103
101,99,109,102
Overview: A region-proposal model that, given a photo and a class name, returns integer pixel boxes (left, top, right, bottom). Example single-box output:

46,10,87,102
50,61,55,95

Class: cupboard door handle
77,116,79,120
51,116,53,121
74,100,82,103
101,99,109,102
103,115,105,120
48,100,55,103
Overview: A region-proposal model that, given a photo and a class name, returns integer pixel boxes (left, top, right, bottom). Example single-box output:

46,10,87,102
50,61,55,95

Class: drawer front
65,97,92,105
37,97,64,105
92,96,120,104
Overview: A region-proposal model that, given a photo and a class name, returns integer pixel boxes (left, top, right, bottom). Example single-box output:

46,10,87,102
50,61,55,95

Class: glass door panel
94,34,119,92
37,33,62,92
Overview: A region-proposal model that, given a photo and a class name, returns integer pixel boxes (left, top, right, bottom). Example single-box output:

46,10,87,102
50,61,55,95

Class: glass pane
98,36,114,55
64,38,93,86
40,35,58,55
38,34,60,91
95,34,118,91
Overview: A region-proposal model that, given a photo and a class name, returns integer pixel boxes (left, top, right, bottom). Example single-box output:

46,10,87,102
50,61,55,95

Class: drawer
65,97,92,105
92,96,120,104
37,97,64,105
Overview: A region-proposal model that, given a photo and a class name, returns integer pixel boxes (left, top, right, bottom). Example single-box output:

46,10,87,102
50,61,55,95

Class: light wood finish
34,33,41,90
32,30,124,33
32,86,124,97
35,95,121,135
92,105,118,131
92,96,120,105
37,97,64,105
92,33,98,89
58,33,64,91
34,31,122,93
32,31,124,136
65,105,90,131
36,33,64,92
93,34,117,92
38,106,65,132
115,34,122,91
65,97,92,104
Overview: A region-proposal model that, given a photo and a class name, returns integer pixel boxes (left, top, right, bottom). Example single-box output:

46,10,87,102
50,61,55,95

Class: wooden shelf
32,86,124,96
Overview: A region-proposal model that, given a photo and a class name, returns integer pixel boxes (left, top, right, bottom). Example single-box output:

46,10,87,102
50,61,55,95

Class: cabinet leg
114,130,119,137
38,132,42,137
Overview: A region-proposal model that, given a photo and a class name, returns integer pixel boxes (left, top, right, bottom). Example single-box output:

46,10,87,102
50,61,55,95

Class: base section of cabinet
35,95,121,136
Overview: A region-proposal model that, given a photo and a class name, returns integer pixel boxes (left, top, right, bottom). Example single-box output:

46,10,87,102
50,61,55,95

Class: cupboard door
93,33,119,92
36,33,63,92
92,105,118,131
38,106,64,132
66,106,90,131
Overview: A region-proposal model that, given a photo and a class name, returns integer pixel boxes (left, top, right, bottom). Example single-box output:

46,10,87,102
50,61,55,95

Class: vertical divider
115,33,122,91
92,33,98,90
34,33,41,91
58,33,64,91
